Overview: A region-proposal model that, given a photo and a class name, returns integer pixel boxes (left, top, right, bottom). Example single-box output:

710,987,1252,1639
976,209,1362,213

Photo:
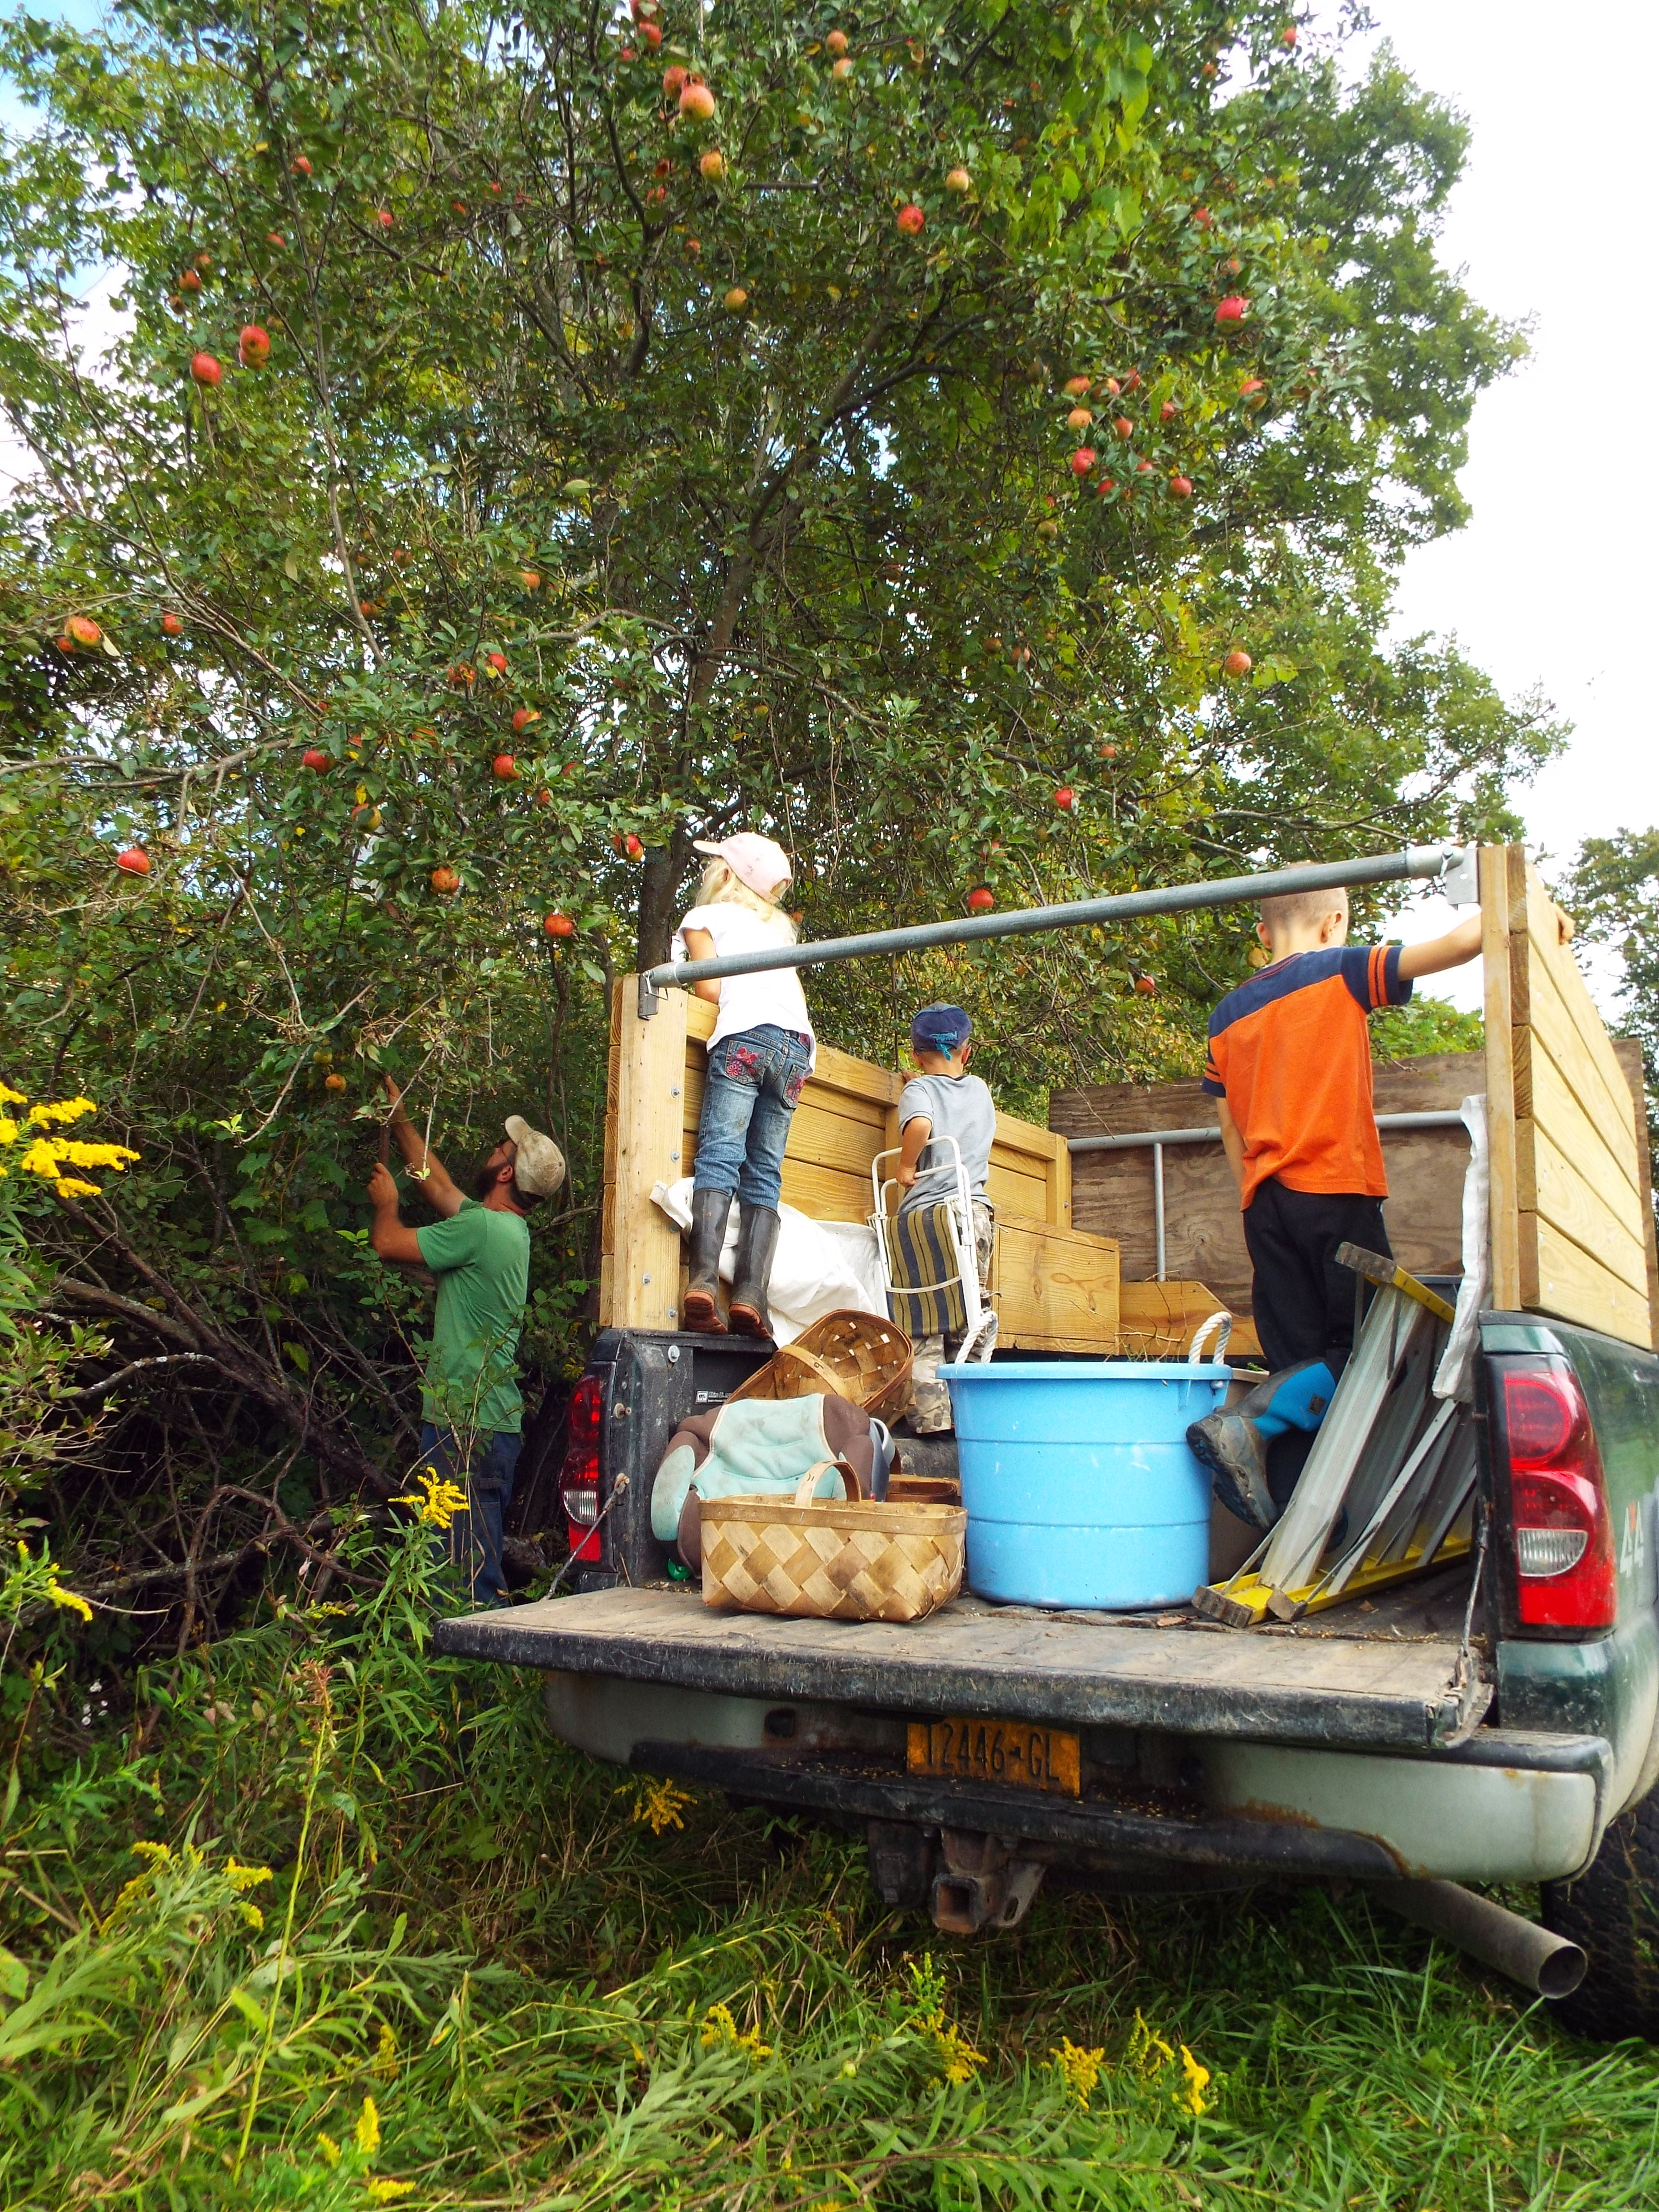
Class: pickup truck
435,845,1659,2042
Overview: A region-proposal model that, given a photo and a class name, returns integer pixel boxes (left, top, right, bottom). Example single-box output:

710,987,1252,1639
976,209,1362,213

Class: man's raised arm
383,1077,464,1217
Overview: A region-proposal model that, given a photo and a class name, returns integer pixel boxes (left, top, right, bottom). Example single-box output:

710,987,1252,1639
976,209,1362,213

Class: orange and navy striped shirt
1201,945,1411,1208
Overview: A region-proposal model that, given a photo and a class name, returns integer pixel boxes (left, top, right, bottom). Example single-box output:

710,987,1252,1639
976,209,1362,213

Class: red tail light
1501,1364,1615,1631
559,1373,604,1563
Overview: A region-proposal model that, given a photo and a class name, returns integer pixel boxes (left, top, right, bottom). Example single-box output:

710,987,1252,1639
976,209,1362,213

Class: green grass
2,1522,1656,2209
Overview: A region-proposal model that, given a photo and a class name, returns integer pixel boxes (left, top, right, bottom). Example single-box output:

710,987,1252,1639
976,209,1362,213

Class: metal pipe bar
1153,1141,1166,1283
1067,1108,1469,1154
639,843,1472,1015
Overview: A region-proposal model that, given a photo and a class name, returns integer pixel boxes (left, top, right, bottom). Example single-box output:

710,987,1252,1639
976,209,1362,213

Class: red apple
967,885,996,914
1160,399,1177,421
896,202,925,235
267,232,286,247
375,208,393,229
642,20,662,47
1103,375,1121,396
723,286,749,311
1066,405,1093,431
1135,974,1157,996
679,79,716,120
625,832,644,859
238,323,271,368
831,56,853,79
1282,24,1298,47
1062,374,1091,397
1054,786,1076,811
161,611,183,637
190,351,222,386
700,149,726,180
1122,370,1141,393
430,866,460,894
492,753,517,780
543,910,577,938
684,237,701,256
512,707,541,732
66,614,102,648
486,652,507,674
1239,377,1265,397
116,846,150,875
1222,648,1253,677
350,802,381,830
292,155,313,177
1094,476,1116,495
180,268,202,293
1136,458,1154,473
1214,295,1248,324
1191,204,1212,227
945,165,971,193
1169,473,1193,497
663,64,687,98
301,747,330,771
826,28,849,55
520,569,541,589
1070,446,1096,476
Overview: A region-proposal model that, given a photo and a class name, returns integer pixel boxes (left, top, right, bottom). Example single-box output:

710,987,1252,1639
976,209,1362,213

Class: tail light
559,1372,604,1563
1500,1361,1616,1631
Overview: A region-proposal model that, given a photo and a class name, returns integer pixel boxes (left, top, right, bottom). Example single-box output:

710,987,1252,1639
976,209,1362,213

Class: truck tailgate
435,1587,1491,1751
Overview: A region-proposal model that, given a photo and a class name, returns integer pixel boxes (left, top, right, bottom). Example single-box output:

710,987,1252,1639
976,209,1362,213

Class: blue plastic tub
937,1360,1231,1610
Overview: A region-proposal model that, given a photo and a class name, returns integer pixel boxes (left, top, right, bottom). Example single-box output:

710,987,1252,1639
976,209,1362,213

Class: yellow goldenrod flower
316,2132,341,2166
131,1839,173,1865
0,1116,18,1144
355,2095,381,2156
0,1082,25,1106
365,2183,415,2204
627,1777,692,1835
1051,2036,1105,2107
700,2002,772,2060
46,1576,93,1623
239,1902,265,1932
1127,2009,1175,2077
373,2021,399,2082
56,1140,141,1168
53,1178,103,1199
392,1468,469,1529
26,1095,97,1125
225,1858,273,1893
1178,2044,1211,2116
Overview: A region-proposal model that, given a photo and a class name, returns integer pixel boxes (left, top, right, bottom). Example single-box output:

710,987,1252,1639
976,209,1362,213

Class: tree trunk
637,823,694,972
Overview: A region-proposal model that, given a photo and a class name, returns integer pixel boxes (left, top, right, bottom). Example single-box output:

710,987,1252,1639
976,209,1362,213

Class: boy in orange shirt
1187,879,1482,1529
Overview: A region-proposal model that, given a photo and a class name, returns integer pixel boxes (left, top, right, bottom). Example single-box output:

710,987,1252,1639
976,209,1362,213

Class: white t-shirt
673,903,817,1070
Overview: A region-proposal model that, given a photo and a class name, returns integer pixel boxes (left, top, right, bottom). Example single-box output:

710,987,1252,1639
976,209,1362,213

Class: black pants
1242,1177,1390,1377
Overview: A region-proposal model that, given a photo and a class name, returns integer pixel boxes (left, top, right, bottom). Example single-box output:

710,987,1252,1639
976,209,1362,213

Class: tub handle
1188,1310,1233,1364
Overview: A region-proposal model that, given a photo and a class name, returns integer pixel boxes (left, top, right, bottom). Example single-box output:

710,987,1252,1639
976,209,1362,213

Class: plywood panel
1522,868,1641,1156
1117,1281,1263,1362
1517,1118,1650,1299
1516,951,1640,1191
1522,1039,1646,1244
605,980,690,1330
1612,1036,1659,1349
1482,844,1523,1310
1521,1215,1652,1346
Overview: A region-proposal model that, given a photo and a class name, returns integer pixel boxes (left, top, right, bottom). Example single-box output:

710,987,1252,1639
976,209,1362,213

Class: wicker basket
700,1464,966,1623
727,1309,913,1423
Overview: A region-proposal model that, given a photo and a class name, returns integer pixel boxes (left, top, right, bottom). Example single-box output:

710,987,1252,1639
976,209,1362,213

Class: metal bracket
637,971,661,1021
1437,844,1480,908
931,1829,1047,1935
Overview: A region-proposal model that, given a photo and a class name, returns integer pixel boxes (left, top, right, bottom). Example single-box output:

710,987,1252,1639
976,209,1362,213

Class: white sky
5,2,1652,1017
1347,0,1659,1014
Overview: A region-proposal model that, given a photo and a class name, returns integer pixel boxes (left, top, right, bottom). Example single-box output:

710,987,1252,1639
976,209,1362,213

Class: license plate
906,1717,1081,1796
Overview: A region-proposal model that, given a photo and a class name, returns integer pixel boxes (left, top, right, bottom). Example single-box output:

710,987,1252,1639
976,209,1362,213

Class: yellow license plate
906,1717,1081,1796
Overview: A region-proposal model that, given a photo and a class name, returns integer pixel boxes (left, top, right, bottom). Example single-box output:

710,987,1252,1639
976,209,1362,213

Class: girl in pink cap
673,832,815,1336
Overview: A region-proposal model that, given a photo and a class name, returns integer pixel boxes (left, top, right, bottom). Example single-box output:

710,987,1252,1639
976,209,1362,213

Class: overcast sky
3,2,1650,1010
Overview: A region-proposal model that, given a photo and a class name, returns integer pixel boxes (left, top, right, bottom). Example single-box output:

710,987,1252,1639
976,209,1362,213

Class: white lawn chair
868,1137,998,1364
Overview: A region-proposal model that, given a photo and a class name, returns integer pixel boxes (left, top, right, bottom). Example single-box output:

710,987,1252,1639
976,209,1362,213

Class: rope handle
1188,1310,1234,1364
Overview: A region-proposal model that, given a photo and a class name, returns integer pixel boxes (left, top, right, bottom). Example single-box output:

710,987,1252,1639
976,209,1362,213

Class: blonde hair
1260,874,1347,935
698,858,797,942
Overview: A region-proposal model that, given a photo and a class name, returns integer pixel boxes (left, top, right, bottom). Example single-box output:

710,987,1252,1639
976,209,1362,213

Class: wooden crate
601,979,1123,1349
1482,845,1656,1349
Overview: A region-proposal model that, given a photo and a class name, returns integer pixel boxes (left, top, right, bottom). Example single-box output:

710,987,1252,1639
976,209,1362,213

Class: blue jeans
418,1422,521,1606
693,1024,811,1211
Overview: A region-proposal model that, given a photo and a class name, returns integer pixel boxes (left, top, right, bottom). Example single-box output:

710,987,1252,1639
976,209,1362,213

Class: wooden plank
1118,1280,1262,1362
1611,1037,1659,1349
1482,844,1523,1310
994,1217,1119,1349
604,981,690,1329
1522,1037,1647,1259
436,1586,1477,1752
1520,1215,1653,1348
1522,864,1641,1151
1516,949,1640,1191
1517,1118,1650,1300
775,1159,879,1223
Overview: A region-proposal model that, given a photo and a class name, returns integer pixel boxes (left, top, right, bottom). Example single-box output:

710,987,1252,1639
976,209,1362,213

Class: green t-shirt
415,1197,530,1436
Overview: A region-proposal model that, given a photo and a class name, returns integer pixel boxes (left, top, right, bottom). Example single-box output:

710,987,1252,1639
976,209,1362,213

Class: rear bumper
544,1669,1611,1886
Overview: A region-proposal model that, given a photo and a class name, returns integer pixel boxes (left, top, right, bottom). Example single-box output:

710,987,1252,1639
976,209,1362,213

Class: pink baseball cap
692,831,793,898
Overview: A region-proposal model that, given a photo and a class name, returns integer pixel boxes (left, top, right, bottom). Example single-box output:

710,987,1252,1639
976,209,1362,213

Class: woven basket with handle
700,1463,965,1623
727,1308,914,1423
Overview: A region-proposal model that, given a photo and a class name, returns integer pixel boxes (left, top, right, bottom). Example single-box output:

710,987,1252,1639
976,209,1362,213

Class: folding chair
868,1137,998,1365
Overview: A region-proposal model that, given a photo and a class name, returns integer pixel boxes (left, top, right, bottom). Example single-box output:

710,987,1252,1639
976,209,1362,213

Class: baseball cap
911,1004,972,1055
691,831,793,899
504,1114,566,1199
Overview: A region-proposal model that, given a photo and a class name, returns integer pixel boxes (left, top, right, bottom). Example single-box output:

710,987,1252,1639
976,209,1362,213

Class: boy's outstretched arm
1397,913,1484,981
894,1113,933,1191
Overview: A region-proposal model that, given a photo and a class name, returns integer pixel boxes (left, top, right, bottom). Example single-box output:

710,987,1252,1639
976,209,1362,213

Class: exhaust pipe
1369,1879,1586,2000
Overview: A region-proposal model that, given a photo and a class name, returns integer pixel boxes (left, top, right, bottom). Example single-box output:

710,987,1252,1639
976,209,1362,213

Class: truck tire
1540,1786,1659,2041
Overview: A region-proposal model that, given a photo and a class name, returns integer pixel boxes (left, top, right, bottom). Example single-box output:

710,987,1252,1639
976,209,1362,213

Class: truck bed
436,1573,1491,1752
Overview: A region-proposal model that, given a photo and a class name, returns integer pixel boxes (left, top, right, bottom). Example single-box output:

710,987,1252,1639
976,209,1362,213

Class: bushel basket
700,1464,965,1623
727,1308,913,1423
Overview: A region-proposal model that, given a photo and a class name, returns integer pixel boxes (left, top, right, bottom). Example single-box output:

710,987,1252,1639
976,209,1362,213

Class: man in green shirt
368,1081,565,1603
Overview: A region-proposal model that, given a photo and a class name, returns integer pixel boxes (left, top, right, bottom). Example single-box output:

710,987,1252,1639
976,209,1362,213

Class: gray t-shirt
897,1073,996,1214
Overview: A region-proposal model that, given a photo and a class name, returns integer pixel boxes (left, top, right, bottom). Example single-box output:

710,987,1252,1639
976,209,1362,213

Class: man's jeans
419,1423,521,1606
692,1024,812,1211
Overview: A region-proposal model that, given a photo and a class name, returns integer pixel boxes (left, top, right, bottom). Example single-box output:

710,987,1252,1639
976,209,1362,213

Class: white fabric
672,903,817,1070
1433,1094,1490,1404
649,1178,886,1343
